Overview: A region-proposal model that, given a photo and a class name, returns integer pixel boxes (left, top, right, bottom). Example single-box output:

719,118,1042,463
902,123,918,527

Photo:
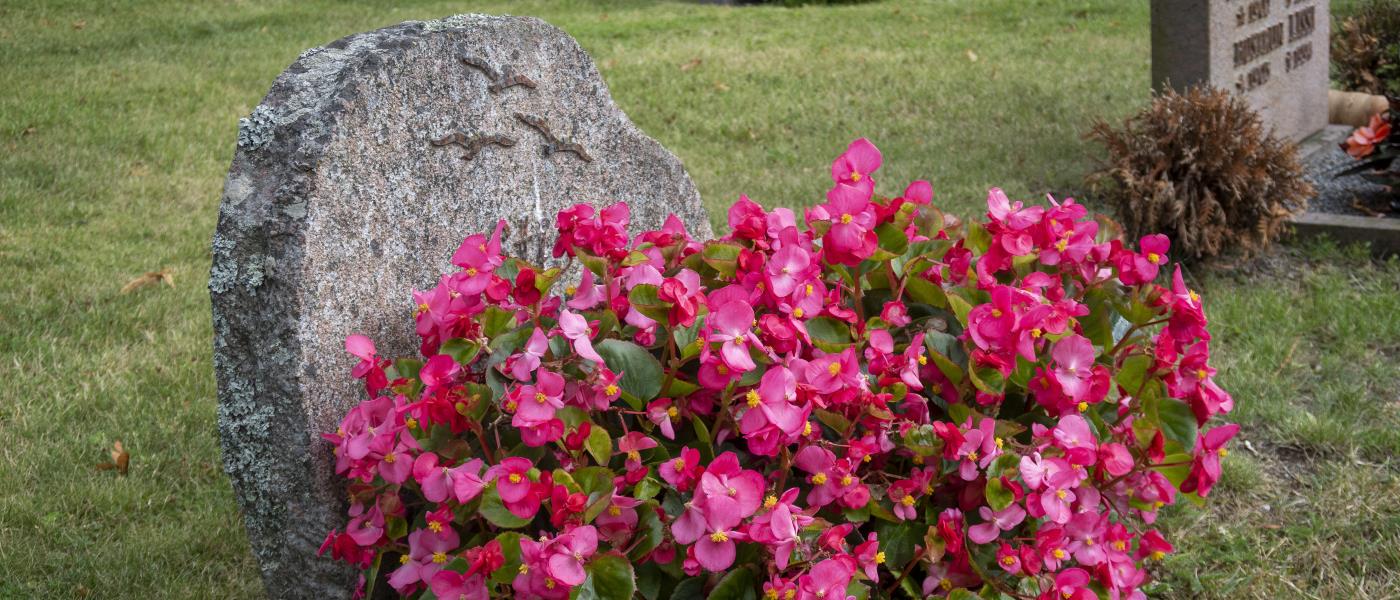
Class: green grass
0,1,1396,598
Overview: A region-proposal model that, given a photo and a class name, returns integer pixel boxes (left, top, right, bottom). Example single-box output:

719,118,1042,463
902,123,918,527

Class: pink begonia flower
1167,265,1211,344
986,187,1045,231
1050,568,1097,600
557,309,605,365
659,447,702,491
821,182,878,265
1053,414,1098,466
967,503,1027,544
1050,334,1100,404
852,533,882,582
708,300,760,372
765,244,812,297
544,525,597,586
887,480,921,521
376,439,415,485
830,137,882,193
513,536,568,600
646,398,679,439
1182,423,1240,498
1135,530,1175,562
449,219,506,295
345,334,388,394
594,493,643,545
566,267,605,311
388,526,462,593
691,508,748,572
747,488,811,569
507,328,549,381
1064,511,1109,566
488,457,544,519
419,354,460,390
1117,234,1170,285
953,418,1000,481
428,571,488,600
345,502,385,546
794,445,863,508
740,366,805,437
617,431,657,469
1098,443,1134,477
797,557,857,600
880,300,911,327
512,370,566,423
657,269,705,328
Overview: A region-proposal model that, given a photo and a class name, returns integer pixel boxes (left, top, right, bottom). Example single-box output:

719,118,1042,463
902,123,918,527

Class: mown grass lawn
1,1,1396,598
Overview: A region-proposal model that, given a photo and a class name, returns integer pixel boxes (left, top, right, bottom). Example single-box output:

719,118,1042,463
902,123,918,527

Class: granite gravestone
1151,0,1329,141
210,15,711,598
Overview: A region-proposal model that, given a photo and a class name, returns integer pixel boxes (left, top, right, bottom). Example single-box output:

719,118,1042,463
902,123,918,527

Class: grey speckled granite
210,14,710,599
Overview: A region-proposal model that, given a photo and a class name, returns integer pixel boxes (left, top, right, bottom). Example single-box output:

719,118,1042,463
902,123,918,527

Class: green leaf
969,363,1005,395
875,222,910,256
573,554,635,600
1116,354,1152,395
586,425,612,466
596,339,664,406
947,293,974,326
490,532,524,584
633,477,661,501
480,486,532,528
709,566,757,600
965,221,992,254
628,284,672,324
984,477,1013,511
480,306,517,339
815,409,853,435
1155,397,1199,448
874,520,921,570
701,241,744,279
904,275,948,309
629,501,665,561
572,466,616,497
440,337,482,365
670,577,707,600
636,563,663,600
806,316,853,352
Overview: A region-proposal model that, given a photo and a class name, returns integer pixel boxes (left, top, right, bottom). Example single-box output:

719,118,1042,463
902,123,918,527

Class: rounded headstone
210,14,710,598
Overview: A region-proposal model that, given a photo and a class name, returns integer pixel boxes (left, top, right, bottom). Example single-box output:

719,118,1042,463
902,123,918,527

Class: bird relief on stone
429,50,592,165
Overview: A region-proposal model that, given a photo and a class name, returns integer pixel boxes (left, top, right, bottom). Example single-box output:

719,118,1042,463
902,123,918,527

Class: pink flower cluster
321,139,1235,600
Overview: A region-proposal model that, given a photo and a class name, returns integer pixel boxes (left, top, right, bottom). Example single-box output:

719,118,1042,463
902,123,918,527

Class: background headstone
210,14,711,598
1151,0,1329,141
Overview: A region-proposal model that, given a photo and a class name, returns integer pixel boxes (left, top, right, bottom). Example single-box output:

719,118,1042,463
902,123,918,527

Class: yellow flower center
805,284,814,296
1055,239,1068,252
1113,541,1126,551
812,472,829,485
764,495,778,509
746,390,761,408
1084,537,1095,546
519,564,529,574
802,422,812,436
966,451,978,462
416,302,431,315
405,417,418,429
627,450,641,462
917,354,928,365
901,495,916,507
383,452,396,464
508,473,522,484
874,552,886,564
710,531,730,543
1189,290,1201,303
535,392,548,404
605,384,620,396
862,454,872,462
840,214,854,224
1077,401,1088,412
850,171,862,182
995,437,1004,449
912,454,924,465
1031,328,1043,339
1147,252,1161,264
566,285,577,296
1056,489,1067,500
1218,448,1229,458
428,520,444,533
1002,555,1016,566
765,591,779,600
940,578,953,591
991,309,1003,317
840,475,853,486
432,551,448,564
784,591,795,600
465,267,478,277
827,362,841,376
673,458,686,470
667,406,680,419
1053,548,1067,559
1151,550,1166,561
717,365,729,375
792,307,804,318
608,505,622,517
545,578,556,590
1196,368,1208,380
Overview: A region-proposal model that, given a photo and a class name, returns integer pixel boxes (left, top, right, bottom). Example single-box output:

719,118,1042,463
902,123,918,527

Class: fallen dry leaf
965,49,979,62
21,126,36,137
713,81,730,93
96,440,130,476
679,58,702,71
72,20,86,30
120,268,175,294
